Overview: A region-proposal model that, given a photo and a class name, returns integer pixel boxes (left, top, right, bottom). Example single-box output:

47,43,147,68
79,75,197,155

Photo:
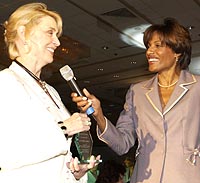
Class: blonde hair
4,2,63,60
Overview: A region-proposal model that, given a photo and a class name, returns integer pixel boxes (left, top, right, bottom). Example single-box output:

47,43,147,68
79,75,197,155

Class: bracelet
58,121,68,138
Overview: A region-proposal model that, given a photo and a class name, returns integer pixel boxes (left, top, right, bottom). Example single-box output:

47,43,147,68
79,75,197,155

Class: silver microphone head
59,65,74,81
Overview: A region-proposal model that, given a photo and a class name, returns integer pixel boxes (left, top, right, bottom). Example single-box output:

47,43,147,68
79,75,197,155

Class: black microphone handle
67,78,95,115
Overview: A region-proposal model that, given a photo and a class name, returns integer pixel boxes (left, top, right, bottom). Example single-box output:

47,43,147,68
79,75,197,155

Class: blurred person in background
95,160,126,183
123,157,135,183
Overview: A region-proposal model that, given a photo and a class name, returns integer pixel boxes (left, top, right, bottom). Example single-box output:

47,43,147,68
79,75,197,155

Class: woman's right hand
71,88,101,117
71,88,107,132
62,112,91,136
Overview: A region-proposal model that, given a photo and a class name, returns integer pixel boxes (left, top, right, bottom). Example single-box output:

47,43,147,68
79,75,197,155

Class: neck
14,60,60,109
158,70,180,88
158,80,178,88
14,60,41,82
15,58,41,78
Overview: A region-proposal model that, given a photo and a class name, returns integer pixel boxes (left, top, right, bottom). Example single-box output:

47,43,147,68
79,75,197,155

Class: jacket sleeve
97,85,137,155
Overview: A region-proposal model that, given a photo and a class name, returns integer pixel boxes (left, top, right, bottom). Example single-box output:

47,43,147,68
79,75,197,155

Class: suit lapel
144,70,196,116
163,71,196,115
144,74,163,117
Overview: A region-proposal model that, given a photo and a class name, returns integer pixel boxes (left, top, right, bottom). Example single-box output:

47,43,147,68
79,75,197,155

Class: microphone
60,65,94,115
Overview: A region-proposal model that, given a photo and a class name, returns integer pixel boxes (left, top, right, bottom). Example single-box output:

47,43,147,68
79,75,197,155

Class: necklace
158,80,178,88
14,60,60,108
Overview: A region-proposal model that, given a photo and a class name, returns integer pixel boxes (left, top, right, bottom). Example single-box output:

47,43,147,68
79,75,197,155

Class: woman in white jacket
0,2,100,183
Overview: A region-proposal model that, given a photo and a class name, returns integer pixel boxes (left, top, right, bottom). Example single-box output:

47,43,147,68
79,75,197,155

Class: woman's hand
71,88,102,116
62,112,91,136
71,88,107,132
67,155,101,180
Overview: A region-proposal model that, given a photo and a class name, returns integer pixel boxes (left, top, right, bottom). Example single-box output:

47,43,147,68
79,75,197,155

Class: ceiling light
102,46,109,50
131,61,136,64
98,68,104,71
61,47,69,54
187,26,194,30
121,24,151,49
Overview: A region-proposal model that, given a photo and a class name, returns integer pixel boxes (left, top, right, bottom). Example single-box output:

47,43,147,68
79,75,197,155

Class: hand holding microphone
60,65,95,115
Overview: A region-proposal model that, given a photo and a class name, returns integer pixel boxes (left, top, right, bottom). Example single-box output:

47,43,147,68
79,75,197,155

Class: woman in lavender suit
72,18,200,183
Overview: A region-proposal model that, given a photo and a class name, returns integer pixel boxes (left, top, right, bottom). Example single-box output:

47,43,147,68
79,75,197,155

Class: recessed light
98,68,104,71
102,46,109,50
188,26,194,30
131,61,137,64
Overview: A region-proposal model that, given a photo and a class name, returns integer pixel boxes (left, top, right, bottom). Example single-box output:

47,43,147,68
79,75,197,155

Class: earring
174,54,179,62
24,42,30,54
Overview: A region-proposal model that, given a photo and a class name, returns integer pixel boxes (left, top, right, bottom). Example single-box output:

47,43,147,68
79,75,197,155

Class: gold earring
174,54,179,62
24,43,30,54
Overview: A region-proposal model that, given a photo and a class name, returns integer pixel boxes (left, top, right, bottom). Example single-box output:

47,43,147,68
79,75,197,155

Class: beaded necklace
158,80,178,88
15,60,59,108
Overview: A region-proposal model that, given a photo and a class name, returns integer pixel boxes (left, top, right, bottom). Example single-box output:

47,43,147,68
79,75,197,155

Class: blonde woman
0,3,100,183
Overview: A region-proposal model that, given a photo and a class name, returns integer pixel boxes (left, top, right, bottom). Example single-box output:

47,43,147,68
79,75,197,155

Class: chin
47,57,54,63
148,67,158,73
43,59,53,67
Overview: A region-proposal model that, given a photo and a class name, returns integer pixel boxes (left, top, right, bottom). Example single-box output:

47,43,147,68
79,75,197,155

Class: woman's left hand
67,155,101,180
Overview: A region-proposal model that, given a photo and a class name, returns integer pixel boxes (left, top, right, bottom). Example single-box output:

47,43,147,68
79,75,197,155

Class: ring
71,170,79,174
70,170,75,174
87,121,92,126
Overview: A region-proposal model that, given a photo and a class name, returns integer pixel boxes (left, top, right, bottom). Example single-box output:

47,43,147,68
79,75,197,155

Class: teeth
47,48,54,53
149,58,158,62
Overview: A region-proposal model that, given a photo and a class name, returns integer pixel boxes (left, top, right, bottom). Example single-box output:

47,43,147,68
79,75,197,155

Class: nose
146,46,155,55
53,36,60,47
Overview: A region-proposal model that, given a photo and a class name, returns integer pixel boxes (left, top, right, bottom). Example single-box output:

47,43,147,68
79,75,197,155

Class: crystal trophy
74,131,93,162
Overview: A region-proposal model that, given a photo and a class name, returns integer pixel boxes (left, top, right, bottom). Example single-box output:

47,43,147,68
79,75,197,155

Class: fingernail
82,97,87,100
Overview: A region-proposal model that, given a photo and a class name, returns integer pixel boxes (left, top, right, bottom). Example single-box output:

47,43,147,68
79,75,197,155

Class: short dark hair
143,18,191,70
96,160,126,183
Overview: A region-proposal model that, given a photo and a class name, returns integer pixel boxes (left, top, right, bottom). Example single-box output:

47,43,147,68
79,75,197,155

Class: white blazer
0,62,87,183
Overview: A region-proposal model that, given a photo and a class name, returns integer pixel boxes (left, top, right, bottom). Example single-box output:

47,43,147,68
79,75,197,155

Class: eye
155,43,161,47
47,30,54,35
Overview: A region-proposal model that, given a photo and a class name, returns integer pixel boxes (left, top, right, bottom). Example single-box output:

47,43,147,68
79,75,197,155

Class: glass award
74,131,93,163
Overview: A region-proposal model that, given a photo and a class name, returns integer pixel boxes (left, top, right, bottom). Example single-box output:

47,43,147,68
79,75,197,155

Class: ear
175,53,181,61
176,53,181,57
17,25,26,44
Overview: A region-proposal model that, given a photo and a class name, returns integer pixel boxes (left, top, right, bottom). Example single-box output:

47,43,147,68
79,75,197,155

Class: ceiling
0,0,200,124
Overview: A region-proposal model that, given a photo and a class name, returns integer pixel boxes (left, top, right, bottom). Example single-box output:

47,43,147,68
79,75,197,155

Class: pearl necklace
158,80,178,88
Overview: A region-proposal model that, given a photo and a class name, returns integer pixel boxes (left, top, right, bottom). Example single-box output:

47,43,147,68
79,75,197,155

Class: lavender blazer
98,70,200,183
